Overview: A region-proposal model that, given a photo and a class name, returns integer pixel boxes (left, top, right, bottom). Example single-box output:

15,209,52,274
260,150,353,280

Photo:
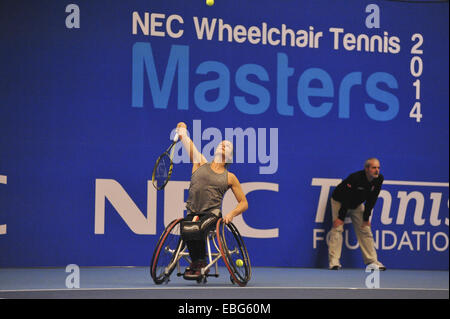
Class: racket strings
155,155,171,188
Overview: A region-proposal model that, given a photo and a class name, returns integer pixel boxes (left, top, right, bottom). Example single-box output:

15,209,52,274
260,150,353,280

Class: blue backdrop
0,0,448,270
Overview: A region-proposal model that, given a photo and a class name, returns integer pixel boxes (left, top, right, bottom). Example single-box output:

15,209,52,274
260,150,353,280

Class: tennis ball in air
236,259,244,267
206,0,214,6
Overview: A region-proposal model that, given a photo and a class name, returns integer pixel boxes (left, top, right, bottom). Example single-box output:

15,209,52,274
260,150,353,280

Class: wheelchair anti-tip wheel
150,218,184,285
216,219,251,287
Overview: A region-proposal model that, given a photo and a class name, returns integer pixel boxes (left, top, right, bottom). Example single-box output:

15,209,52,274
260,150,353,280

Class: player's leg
181,213,219,279
350,205,385,270
328,198,344,270
194,213,219,272
181,214,201,278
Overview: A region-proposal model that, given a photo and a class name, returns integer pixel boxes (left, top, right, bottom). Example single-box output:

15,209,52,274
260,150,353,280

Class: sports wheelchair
150,218,251,286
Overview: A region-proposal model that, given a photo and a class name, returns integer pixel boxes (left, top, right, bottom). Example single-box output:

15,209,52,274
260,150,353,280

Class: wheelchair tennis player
175,122,248,280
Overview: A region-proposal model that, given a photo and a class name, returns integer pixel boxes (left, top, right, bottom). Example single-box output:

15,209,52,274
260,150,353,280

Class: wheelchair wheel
150,218,184,284
216,219,251,287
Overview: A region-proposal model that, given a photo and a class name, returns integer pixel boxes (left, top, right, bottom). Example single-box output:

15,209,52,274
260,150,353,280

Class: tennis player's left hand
223,214,233,224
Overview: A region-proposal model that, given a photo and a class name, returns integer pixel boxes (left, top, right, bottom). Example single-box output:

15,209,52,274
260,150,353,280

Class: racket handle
173,132,179,143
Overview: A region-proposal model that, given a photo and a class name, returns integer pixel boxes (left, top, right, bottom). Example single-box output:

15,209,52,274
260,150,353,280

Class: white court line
312,178,449,188
0,286,448,292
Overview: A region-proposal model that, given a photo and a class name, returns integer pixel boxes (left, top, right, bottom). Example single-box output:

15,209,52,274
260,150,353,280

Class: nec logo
94,179,279,238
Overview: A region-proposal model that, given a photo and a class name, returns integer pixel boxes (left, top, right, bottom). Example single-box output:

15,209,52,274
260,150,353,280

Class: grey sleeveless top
186,163,229,216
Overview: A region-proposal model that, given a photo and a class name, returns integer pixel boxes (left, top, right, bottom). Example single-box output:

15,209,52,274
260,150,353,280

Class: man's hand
333,218,344,228
361,221,371,229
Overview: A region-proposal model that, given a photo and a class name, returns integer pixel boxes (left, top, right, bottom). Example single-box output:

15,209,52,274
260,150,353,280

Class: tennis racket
152,133,179,190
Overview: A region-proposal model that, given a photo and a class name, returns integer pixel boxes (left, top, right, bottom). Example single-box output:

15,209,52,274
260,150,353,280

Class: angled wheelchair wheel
150,218,184,284
216,219,251,287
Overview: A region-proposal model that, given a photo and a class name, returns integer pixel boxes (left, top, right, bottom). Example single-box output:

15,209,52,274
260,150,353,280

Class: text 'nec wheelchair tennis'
150,218,251,286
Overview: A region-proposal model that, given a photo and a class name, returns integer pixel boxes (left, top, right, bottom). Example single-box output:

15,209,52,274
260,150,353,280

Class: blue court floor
0,266,448,299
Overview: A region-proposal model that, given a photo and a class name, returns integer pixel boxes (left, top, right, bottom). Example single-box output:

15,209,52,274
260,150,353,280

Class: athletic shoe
195,260,210,277
183,262,200,280
366,261,387,271
329,265,341,270
183,260,209,280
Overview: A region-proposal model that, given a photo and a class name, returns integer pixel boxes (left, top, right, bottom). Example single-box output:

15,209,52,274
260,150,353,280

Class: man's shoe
329,265,341,270
329,258,341,270
366,262,386,271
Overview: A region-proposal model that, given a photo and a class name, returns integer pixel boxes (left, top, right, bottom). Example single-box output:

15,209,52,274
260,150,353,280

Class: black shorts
181,212,220,241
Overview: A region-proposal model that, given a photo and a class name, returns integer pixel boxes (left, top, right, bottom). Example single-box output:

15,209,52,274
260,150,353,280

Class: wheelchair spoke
150,219,185,284
152,218,251,287
217,219,251,287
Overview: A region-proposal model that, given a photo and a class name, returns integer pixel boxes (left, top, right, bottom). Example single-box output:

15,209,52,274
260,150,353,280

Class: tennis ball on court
206,0,214,6
236,259,244,267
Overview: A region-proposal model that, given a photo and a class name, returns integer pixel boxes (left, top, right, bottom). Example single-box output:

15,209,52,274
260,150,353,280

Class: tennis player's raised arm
176,122,207,172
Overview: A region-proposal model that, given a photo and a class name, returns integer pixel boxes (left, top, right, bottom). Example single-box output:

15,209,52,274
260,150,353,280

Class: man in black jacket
328,158,386,271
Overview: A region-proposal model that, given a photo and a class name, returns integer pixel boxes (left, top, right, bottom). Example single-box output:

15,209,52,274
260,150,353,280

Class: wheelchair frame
150,218,251,286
